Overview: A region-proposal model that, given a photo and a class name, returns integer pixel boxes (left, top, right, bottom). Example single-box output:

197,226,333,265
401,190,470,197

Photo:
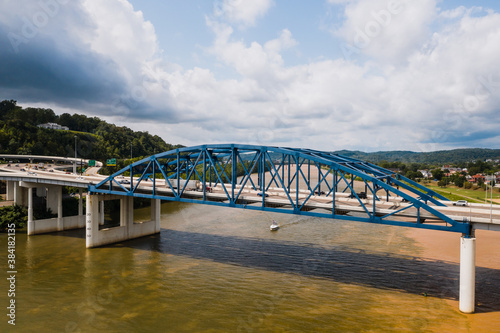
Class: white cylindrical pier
27,187,34,235
86,194,99,248
459,236,476,313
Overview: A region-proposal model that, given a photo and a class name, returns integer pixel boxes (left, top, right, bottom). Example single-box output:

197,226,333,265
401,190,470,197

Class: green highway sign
107,158,116,166
88,160,96,167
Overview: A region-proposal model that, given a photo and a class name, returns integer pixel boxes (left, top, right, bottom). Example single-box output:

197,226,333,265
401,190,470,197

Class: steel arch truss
89,144,471,235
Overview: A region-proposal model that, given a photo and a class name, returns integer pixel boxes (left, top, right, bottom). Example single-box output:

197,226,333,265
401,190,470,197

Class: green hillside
0,100,181,161
333,149,500,165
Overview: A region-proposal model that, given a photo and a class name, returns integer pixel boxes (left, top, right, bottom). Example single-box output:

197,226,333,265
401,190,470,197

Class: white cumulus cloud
1,0,500,152
334,0,437,63
214,0,274,27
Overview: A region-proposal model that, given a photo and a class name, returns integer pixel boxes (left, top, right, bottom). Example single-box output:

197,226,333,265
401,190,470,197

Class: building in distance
37,123,69,131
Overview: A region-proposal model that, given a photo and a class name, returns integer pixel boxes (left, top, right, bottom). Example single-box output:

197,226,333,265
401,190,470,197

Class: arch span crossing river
90,144,499,234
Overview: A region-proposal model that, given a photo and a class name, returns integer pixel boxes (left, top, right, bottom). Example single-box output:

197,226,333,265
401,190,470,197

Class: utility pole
491,175,493,223
74,135,77,174
485,179,488,204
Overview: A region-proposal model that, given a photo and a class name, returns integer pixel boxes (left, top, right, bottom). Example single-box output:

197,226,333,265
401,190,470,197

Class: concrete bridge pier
459,235,476,313
86,194,161,248
45,186,62,217
43,186,63,232
17,182,85,235
100,200,105,226
6,180,15,201
13,181,28,206
27,187,34,234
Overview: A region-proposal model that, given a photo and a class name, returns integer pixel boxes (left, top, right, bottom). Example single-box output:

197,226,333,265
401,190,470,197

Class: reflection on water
1,202,500,332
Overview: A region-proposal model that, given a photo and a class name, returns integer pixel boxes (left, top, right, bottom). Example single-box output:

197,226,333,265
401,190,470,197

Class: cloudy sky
1,0,500,152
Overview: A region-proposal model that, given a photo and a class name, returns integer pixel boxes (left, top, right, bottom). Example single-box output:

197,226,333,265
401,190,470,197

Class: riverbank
408,227,500,332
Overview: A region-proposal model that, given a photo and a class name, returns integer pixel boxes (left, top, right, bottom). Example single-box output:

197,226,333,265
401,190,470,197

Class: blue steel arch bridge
89,144,472,236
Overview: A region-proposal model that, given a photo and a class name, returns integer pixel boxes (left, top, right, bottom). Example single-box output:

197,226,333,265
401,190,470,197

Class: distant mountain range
332,149,500,165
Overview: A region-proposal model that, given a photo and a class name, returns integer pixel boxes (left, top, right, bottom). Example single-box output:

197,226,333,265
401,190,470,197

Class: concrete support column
14,182,26,206
125,196,134,228
152,199,161,233
27,188,34,235
119,197,126,227
120,196,133,238
86,195,100,248
6,181,14,201
78,188,84,228
57,186,63,231
459,236,476,313
46,186,59,213
99,200,105,226
78,189,83,216
13,182,19,205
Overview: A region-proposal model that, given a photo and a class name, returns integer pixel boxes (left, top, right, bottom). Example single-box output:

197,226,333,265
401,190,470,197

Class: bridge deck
2,157,500,232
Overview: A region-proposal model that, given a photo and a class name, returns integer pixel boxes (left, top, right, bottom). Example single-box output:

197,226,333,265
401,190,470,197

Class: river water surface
1,202,500,332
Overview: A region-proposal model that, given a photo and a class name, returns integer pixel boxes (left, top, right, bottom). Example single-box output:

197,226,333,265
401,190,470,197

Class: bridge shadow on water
54,228,500,313
119,228,500,314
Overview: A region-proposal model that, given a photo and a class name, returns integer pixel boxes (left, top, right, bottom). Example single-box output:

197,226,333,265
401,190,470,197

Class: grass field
421,181,500,204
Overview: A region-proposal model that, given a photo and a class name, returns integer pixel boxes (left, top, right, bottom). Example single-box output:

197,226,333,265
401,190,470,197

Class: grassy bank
421,181,500,204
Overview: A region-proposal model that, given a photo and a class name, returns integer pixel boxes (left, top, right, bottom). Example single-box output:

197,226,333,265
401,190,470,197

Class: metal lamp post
74,135,77,174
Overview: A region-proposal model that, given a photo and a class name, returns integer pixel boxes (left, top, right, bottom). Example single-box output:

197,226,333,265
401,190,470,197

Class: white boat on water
270,220,280,231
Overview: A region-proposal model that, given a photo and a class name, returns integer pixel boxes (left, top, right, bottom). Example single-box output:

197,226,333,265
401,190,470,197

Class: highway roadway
1,163,499,231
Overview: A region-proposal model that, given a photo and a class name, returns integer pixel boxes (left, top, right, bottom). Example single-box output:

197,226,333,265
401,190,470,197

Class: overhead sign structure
107,158,116,166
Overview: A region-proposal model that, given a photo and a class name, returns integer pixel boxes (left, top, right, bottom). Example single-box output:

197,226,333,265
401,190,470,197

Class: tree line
336,148,500,165
377,159,499,190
